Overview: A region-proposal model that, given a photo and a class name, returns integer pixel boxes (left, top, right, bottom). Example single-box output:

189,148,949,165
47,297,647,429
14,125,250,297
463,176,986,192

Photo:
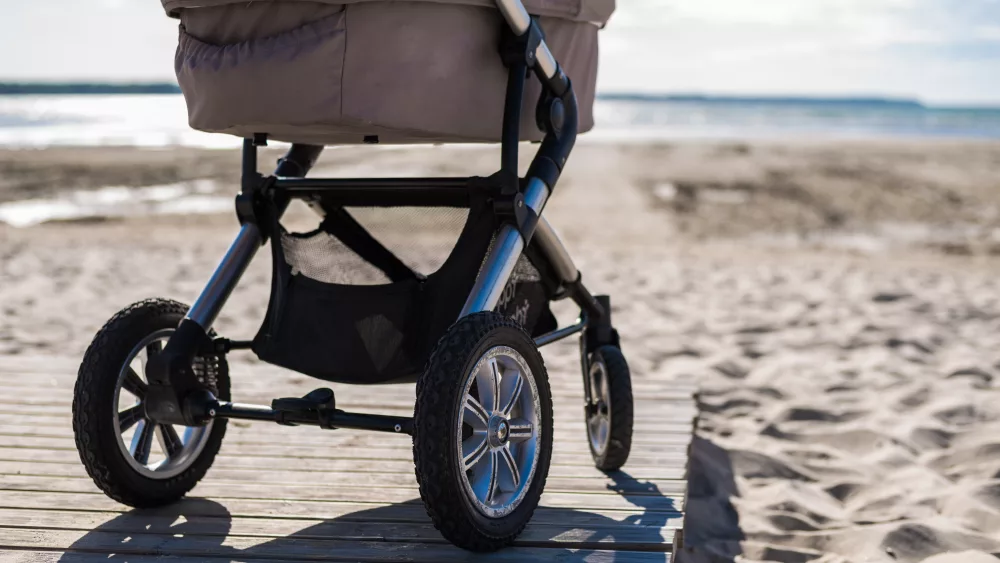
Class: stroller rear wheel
584,345,633,471
413,312,553,552
72,298,230,507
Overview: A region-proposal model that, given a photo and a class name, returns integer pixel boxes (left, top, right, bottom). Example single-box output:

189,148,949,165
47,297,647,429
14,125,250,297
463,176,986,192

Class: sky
1,0,998,105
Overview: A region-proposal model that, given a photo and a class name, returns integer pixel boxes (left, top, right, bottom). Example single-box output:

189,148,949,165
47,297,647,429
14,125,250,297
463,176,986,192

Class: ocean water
0,95,227,148
595,96,1000,142
1,92,998,227
1,93,999,148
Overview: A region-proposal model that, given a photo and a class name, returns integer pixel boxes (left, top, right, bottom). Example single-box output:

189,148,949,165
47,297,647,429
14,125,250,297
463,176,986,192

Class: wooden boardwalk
0,353,695,562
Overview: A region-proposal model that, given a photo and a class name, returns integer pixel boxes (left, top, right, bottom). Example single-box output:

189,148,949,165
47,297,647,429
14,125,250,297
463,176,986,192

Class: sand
2,140,1000,562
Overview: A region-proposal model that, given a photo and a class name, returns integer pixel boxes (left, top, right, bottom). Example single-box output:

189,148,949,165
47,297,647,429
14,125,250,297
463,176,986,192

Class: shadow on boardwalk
58,471,678,562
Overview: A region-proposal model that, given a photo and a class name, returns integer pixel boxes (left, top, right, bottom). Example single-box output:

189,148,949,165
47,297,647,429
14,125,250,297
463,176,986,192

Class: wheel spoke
471,449,499,505
589,415,602,438
129,420,156,465
499,444,520,491
145,340,163,360
462,433,489,471
589,364,605,406
499,370,523,417
118,404,145,433
469,448,497,504
463,395,489,430
589,414,610,451
157,424,184,460
508,418,533,443
121,367,147,399
476,357,502,413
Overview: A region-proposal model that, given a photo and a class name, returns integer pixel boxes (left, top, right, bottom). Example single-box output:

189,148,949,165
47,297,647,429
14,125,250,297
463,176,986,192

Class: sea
1,85,999,228
1,86,999,148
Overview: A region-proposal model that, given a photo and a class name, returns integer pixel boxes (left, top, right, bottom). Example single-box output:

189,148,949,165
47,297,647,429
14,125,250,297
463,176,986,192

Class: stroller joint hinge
500,16,544,70
144,318,219,427
583,295,619,351
235,174,277,241
492,186,540,244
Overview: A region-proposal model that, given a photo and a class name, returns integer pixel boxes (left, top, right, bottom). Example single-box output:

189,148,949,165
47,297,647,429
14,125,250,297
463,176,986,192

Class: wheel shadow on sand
58,471,678,562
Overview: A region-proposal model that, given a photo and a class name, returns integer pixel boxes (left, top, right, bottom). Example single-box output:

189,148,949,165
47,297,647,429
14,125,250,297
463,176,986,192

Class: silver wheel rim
112,328,215,479
587,358,611,456
456,345,541,518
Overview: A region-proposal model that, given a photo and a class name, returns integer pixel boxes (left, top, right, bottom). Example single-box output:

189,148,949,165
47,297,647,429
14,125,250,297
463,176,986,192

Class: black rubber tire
72,298,230,508
413,312,553,552
587,345,633,471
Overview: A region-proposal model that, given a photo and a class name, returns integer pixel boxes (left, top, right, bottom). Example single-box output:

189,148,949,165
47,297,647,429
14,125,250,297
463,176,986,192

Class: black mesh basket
252,190,556,384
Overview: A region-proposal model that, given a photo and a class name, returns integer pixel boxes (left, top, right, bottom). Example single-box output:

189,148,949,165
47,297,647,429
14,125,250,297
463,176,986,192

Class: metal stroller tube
186,224,262,329
533,218,579,284
495,0,531,34
186,143,324,331
459,178,550,316
495,0,559,81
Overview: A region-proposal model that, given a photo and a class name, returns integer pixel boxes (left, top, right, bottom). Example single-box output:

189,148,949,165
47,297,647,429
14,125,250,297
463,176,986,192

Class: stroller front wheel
413,312,553,552
72,298,230,507
585,345,633,471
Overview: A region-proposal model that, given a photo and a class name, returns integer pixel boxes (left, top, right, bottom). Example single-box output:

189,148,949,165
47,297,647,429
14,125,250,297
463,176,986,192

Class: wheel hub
112,329,217,480
456,346,541,518
489,416,511,447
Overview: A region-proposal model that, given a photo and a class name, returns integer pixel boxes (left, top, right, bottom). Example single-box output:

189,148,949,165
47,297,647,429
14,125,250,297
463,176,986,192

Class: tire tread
590,345,633,471
413,312,552,552
72,298,229,508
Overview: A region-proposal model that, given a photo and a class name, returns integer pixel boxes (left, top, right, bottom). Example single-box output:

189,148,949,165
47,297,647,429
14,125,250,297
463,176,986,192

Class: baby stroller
71,0,632,552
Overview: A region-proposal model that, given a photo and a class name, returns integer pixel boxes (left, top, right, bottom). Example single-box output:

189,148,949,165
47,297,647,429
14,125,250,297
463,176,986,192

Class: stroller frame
143,0,614,431
72,0,633,552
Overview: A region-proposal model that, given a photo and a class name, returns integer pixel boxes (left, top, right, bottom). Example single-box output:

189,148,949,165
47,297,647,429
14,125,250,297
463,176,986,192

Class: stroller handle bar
496,0,560,81
496,0,533,36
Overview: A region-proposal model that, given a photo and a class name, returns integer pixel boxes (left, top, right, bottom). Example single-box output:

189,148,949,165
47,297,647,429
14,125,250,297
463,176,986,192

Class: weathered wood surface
0,355,694,562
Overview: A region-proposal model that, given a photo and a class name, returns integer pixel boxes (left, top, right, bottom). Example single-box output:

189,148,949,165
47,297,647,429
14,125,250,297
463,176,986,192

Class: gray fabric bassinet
162,0,614,145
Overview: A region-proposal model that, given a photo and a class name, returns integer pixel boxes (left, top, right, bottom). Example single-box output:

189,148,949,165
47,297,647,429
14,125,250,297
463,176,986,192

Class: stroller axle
209,399,414,435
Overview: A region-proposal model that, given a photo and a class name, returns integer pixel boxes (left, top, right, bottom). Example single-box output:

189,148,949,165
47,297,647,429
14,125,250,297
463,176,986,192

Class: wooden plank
0,356,695,382
0,448,688,480
0,425,695,449
0,461,685,496
0,428,693,454
0,491,683,528
0,382,697,400
0,393,691,412
0,529,671,562
0,435,690,467
0,372,697,395
0,403,698,426
0,507,675,550
0,475,683,514
0,551,670,563
0,414,697,436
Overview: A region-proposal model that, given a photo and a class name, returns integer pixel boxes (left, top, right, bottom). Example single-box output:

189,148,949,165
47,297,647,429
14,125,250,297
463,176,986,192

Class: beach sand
2,140,1000,562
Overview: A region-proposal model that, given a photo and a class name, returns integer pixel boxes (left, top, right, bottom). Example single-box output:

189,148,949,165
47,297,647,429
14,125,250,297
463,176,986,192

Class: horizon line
0,81,997,110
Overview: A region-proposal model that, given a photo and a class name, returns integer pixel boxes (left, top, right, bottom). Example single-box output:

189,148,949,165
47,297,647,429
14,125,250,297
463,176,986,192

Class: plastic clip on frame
142,0,607,432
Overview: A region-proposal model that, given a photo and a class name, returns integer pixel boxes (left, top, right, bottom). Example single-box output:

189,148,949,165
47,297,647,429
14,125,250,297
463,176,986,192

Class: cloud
599,0,1000,104
0,1,996,104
